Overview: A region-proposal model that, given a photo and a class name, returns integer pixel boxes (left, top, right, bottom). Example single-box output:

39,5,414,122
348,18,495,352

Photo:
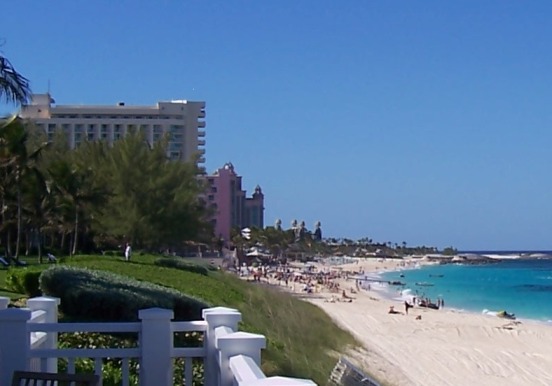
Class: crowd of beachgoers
235,256,552,386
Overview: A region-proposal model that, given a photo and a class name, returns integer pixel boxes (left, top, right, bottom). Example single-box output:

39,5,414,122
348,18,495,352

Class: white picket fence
0,296,316,386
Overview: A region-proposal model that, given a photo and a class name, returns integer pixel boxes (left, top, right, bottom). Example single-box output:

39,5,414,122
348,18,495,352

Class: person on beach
388,305,400,314
125,243,132,261
404,301,413,314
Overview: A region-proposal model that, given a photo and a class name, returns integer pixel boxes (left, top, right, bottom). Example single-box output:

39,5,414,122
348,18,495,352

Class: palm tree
22,168,54,262
48,159,106,255
0,116,46,258
0,54,31,105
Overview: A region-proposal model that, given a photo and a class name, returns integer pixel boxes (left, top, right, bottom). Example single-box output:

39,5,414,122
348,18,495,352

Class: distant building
206,163,264,244
19,93,206,165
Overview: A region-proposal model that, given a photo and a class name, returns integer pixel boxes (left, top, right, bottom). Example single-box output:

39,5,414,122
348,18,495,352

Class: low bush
5,268,43,297
39,266,208,322
57,331,204,386
154,257,209,276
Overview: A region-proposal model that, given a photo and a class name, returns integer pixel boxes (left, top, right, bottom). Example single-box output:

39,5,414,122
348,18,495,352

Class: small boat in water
389,281,406,286
415,282,434,287
429,274,444,278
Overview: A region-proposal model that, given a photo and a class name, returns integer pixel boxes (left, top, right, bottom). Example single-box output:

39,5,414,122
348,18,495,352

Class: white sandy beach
274,258,552,386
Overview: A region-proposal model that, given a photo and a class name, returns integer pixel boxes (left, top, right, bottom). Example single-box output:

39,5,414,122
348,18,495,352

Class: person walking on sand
125,243,132,261
405,300,413,314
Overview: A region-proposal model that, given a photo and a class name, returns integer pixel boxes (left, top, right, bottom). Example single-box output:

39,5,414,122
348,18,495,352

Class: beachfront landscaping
1,253,359,385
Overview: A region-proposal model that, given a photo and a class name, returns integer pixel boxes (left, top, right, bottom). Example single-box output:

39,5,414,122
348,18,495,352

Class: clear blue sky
2,1,552,250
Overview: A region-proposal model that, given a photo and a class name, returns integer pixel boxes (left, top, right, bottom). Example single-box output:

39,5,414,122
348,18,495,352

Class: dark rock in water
515,284,552,292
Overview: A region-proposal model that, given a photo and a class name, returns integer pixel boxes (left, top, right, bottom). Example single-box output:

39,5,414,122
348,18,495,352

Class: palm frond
0,55,31,105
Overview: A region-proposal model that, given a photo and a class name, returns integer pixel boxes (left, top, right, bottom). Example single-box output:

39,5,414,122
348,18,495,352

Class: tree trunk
37,229,43,263
71,209,79,256
25,229,30,256
6,228,12,257
15,182,21,258
60,231,65,251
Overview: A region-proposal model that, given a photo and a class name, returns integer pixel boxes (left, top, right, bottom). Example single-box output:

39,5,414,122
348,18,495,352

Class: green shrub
39,266,208,322
6,268,43,297
58,332,204,386
154,257,209,276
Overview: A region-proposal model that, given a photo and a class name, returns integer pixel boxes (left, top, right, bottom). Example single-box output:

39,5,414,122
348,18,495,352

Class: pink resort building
206,163,264,245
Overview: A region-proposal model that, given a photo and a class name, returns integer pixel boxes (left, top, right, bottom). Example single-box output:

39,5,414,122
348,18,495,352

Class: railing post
0,297,9,310
0,308,32,386
244,376,318,386
139,308,174,386
27,296,60,373
217,332,266,386
203,307,242,386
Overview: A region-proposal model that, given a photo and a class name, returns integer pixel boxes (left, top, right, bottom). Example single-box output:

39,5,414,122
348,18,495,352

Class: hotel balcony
198,156,206,163
198,121,206,128
198,131,206,137
198,149,206,155
198,139,206,146
199,110,206,119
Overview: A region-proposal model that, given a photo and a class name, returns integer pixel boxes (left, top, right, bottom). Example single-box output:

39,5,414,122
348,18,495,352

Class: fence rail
0,296,317,386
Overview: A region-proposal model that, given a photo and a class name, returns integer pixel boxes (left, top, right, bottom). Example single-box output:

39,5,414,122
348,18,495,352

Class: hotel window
100,124,109,140
114,125,122,140
87,124,95,140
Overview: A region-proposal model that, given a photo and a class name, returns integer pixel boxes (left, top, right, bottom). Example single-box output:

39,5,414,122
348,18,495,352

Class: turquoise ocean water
379,255,552,323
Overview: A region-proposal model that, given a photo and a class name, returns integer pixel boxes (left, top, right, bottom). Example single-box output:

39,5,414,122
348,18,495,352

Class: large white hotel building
20,94,206,164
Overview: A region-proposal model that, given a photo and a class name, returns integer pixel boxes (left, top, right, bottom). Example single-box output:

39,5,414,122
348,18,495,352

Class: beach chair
12,370,100,386
13,259,28,267
47,253,57,263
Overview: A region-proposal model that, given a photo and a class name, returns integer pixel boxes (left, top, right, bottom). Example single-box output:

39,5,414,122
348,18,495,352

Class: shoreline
379,260,552,325
252,257,552,386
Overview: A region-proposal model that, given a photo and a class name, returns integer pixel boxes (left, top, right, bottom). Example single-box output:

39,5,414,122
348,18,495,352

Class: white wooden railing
0,296,316,386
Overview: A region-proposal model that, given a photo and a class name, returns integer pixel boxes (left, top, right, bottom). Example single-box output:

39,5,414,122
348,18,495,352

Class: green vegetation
154,256,213,275
5,267,42,297
0,116,211,261
2,254,358,385
40,265,208,322
442,246,458,256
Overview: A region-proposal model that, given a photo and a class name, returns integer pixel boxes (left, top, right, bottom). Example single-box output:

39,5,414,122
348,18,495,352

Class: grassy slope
2,254,358,384
1,265,39,298
67,254,357,384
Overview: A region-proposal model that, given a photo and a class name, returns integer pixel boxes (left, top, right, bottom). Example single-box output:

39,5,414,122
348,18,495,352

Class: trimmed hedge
154,257,210,276
6,268,43,297
39,266,208,322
